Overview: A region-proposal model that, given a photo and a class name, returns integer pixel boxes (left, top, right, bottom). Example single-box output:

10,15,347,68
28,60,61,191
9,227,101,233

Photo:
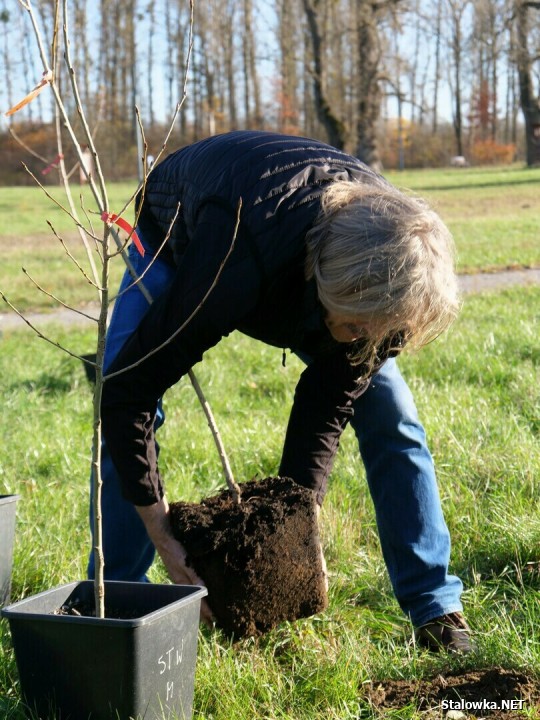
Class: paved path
1,268,539,333
459,267,540,294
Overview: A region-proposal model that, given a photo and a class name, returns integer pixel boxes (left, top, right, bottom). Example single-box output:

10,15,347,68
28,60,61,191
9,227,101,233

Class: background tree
355,0,400,169
515,0,540,165
445,0,471,157
431,0,443,133
504,11,520,144
276,0,301,134
242,0,262,128
301,0,347,149
1,6,14,119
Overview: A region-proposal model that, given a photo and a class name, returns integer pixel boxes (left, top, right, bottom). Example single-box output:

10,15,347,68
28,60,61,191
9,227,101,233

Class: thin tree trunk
1,7,14,117
225,0,237,127
242,0,261,127
147,0,156,129
447,0,468,157
355,0,383,169
301,0,347,148
515,0,540,166
277,0,299,132
432,0,442,133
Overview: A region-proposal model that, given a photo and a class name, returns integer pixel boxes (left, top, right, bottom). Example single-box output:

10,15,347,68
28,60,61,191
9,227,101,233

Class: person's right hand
135,497,214,626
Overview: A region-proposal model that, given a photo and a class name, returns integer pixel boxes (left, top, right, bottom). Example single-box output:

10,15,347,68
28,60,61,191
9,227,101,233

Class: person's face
324,312,376,343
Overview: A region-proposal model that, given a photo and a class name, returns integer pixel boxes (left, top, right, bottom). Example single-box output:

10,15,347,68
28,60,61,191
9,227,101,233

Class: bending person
95,130,471,653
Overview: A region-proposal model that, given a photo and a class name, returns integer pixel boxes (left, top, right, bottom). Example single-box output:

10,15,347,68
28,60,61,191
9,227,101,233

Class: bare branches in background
1,0,540,172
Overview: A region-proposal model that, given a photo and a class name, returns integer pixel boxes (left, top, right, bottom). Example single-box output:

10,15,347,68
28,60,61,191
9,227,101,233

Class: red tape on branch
101,212,144,256
41,153,63,176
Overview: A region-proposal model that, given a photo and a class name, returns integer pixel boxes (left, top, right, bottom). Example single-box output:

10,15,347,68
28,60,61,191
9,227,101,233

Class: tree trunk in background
22,15,35,121
73,0,91,118
277,0,300,134
225,0,238,128
213,0,239,132
330,0,347,131
242,0,262,128
409,0,421,125
125,0,138,143
0,7,14,118
195,2,211,135
162,0,189,139
446,0,469,157
301,0,347,148
487,0,501,141
515,0,540,166
37,1,57,121
472,9,486,144
505,20,519,144
147,0,156,130
432,0,442,133
355,0,384,169
302,19,317,136
165,1,175,117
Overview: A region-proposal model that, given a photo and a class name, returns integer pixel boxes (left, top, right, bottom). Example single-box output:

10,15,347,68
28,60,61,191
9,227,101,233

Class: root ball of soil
169,476,328,638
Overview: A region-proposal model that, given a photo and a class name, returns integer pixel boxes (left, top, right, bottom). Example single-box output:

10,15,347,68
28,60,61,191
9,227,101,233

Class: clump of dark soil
364,667,540,718
169,476,328,638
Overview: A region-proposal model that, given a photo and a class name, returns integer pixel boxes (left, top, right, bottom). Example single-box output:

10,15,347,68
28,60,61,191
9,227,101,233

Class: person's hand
135,497,214,626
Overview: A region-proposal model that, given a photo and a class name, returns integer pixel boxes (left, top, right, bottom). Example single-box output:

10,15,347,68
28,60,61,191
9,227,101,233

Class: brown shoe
414,612,474,654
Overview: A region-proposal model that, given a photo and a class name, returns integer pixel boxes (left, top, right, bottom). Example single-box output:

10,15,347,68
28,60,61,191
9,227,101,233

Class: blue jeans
88,241,463,627
349,361,463,626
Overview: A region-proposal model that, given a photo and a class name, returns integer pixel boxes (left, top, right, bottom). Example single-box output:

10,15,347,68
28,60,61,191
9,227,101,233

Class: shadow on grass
412,173,540,194
9,375,74,396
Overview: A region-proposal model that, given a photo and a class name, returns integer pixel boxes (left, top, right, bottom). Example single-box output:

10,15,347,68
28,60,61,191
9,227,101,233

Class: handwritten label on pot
157,640,185,701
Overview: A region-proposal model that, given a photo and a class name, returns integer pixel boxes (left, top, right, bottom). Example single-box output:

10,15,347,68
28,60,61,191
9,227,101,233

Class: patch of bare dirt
363,667,540,718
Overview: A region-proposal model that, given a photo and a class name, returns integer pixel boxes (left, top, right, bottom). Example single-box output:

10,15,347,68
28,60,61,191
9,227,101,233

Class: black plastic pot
2,580,207,720
0,494,19,607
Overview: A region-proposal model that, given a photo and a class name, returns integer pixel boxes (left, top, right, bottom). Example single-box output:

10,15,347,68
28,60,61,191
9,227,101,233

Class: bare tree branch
9,127,49,164
0,290,96,362
21,267,99,321
54,108,102,292
46,224,102,290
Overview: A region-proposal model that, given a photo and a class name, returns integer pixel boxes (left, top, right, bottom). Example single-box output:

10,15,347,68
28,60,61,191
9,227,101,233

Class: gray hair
305,178,460,372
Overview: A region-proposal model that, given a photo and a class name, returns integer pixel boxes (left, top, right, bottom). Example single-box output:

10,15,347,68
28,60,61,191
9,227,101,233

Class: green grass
0,183,137,238
0,183,135,313
1,285,539,718
386,164,540,272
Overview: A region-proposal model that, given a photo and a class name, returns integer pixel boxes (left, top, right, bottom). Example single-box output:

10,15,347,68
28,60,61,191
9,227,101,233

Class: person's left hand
136,497,214,626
